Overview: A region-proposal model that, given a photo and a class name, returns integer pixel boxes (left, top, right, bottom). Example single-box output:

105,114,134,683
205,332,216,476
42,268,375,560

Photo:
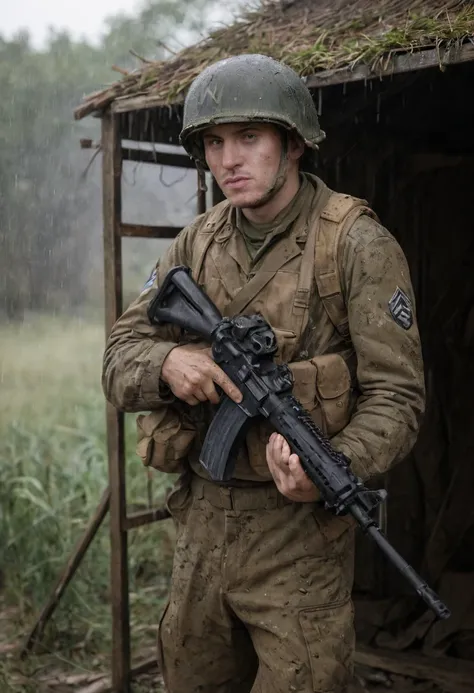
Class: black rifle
148,265,450,621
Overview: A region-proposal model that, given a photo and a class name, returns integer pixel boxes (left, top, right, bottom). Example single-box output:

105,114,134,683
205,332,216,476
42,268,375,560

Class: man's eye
244,133,257,141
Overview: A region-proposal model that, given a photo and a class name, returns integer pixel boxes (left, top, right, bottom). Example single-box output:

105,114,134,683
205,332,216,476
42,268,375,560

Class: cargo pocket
312,353,352,436
298,597,354,693
291,353,352,436
165,474,193,525
136,407,196,474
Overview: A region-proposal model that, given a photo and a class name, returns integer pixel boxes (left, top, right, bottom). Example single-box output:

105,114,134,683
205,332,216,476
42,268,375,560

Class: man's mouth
223,176,250,189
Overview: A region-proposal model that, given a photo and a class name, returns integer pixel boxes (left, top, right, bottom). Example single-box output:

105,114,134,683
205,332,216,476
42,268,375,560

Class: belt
191,476,293,511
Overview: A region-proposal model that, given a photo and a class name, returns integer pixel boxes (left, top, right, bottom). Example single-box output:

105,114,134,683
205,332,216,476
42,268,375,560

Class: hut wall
318,62,474,627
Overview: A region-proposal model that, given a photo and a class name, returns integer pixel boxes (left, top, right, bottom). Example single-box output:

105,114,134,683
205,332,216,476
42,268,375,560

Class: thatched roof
75,0,474,120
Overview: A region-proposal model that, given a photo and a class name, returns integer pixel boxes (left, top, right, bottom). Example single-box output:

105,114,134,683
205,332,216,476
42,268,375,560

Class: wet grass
0,315,174,690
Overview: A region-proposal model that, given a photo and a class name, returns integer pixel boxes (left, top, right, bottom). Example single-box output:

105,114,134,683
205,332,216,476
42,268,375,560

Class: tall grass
0,315,175,672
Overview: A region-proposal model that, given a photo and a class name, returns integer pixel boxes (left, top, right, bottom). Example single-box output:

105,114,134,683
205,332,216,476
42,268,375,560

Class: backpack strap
191,200,231,283
312,191,378,344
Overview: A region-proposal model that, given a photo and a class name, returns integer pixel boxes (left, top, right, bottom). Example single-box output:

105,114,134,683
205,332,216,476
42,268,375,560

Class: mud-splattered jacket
102,174,425,482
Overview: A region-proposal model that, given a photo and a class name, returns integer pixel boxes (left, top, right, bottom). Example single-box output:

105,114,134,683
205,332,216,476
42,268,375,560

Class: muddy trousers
158,476,356,693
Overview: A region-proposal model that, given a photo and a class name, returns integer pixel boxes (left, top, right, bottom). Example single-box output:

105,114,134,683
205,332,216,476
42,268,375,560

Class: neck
241,171,301,224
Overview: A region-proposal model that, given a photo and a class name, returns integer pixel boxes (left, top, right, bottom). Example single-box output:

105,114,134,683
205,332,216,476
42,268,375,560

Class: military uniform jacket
102,175,425,483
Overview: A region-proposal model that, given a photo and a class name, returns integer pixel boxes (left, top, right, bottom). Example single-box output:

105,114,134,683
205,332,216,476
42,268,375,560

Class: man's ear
287,133,305,162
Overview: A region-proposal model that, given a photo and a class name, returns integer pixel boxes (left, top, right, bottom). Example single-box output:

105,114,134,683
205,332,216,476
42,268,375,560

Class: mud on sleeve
102,221,200,412
331,218,426,481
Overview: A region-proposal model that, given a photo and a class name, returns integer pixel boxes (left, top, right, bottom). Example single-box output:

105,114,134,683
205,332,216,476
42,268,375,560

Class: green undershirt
236,175,312,262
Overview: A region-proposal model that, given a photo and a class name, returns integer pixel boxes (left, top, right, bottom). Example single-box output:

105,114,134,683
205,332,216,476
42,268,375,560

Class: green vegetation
0,316,175,688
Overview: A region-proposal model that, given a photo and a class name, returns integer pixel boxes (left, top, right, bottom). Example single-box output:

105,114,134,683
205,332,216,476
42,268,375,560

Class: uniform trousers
158,475,355,693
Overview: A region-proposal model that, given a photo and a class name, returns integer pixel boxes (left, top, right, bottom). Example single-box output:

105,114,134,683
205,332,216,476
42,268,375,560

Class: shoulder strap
315,191,378,344
191,200,231,283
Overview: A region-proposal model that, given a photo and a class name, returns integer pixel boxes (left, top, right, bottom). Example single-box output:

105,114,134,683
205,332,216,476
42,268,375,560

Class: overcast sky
2,0,240,48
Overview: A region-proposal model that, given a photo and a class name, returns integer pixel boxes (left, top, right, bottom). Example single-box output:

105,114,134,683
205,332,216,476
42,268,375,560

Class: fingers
199,377,221,405
266,433,292,488
209,362,242,403
268,433,291,466
162,344,242,406
266,433,320,502
288,452,311,486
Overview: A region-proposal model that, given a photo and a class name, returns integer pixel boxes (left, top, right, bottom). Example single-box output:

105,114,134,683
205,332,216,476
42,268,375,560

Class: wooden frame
21,115,212,692
101,113,212,691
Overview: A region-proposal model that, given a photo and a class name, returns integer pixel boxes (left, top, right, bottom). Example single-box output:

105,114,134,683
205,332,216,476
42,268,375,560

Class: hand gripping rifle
147,266,450,620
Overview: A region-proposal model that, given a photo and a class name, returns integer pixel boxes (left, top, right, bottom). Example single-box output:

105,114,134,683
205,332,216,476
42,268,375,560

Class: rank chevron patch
389,287,413,330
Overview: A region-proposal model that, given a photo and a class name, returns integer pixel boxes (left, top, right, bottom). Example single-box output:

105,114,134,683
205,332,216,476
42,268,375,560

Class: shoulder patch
141,267,157,293
389,287,413,330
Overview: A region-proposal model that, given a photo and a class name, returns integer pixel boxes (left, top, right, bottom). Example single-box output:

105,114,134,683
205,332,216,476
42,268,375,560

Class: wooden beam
107,45,474,118
121,147,194,169
123,507,170,531
102,111,131,693
306,42,474,89
355,645,474,693
212,177,224,206
111,93,184,114
21,488,111,658
120,223,182,239
197,170,206,215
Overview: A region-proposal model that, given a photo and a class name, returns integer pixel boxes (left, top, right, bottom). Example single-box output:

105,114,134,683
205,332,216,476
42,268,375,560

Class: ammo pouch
136,406,196,474
245,353,352,478
290,353,352,436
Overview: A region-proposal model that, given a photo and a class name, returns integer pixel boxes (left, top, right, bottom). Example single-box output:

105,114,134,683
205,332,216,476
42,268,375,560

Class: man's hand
161,343,242,406
266,433,320,502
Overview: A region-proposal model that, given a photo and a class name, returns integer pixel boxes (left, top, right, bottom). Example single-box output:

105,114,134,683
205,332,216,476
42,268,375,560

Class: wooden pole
197,169,206,214
102,111,130,693
20,488,111,658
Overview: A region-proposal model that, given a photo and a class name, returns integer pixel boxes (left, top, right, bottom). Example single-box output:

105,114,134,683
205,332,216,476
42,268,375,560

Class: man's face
202,122,286,208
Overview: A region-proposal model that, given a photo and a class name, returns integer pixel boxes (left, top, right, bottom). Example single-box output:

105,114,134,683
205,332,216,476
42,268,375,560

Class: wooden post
212,176,224,206
102,111,130,693
197,169,206,214
21,488,111,657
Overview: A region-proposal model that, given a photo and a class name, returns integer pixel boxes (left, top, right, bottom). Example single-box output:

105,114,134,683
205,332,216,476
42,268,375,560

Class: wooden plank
120,223,182,239
102,111,131,693
111,93,184,114
212,177,224,206
121,147,194,169
355,645,474,693
306,43,474,89
197,170,206,215
21,489,110,657
124,506,170,531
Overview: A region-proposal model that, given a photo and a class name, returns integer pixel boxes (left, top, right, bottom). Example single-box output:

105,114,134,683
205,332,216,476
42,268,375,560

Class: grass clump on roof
75,0,474,119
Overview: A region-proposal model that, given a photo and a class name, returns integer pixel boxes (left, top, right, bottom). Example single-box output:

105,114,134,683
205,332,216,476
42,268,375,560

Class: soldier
102,54,425,692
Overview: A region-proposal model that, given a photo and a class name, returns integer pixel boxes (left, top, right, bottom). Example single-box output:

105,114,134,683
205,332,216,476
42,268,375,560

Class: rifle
147,265,450,621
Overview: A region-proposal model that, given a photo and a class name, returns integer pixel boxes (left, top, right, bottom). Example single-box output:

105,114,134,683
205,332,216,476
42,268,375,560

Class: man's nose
221,140,241,169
